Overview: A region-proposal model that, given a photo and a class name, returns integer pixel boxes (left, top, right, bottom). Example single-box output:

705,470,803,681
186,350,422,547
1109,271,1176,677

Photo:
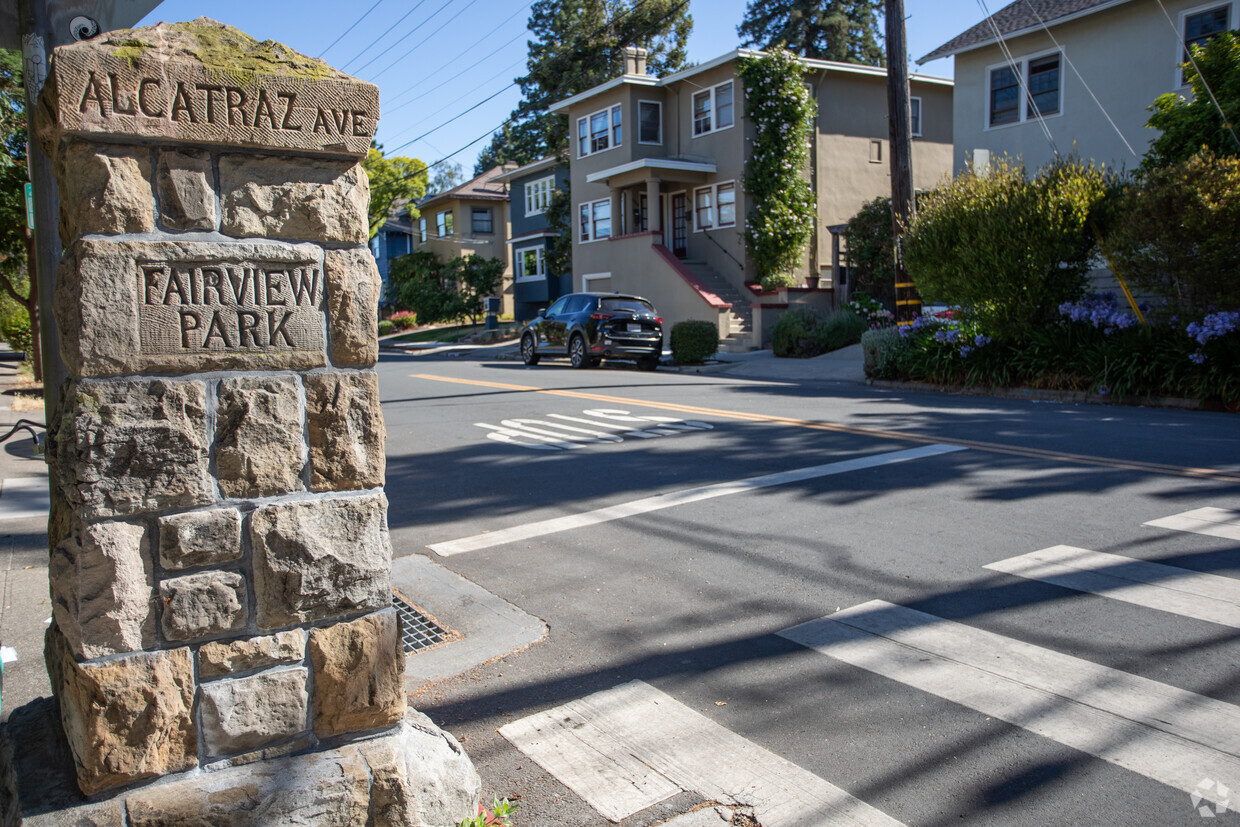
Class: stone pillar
28,18,478,821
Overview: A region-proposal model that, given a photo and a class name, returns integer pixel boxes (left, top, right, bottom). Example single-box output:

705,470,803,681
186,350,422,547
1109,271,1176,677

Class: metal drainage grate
392,590,455,655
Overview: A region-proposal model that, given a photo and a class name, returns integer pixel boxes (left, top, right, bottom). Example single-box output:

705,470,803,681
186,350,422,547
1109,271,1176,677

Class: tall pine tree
476,0,691,173
737,0,883,65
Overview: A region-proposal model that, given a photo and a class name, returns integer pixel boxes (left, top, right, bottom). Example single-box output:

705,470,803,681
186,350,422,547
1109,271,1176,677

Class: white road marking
429,444,966,556
0,477,49,521
779,600,1240,806
476,408,713,451
1145,507,1240,542
985,545,1240,628
500,680,905,826
0,647,16,664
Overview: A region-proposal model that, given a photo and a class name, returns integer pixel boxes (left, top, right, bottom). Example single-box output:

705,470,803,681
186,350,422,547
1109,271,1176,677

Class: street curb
867,379,1210,411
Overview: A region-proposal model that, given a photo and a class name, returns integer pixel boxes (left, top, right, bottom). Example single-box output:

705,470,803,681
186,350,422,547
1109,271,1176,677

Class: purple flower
960,346,973,357
974,334,991,347
1190,351,1207,364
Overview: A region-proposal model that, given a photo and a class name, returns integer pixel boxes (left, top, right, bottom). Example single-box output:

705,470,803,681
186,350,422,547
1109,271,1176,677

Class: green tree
426,162,465,196
0,49,41,380
362,142,428,239
843,196,897,311
737,0,883,64
388,251,504,325
476,0,692,173
1143,30,1240,170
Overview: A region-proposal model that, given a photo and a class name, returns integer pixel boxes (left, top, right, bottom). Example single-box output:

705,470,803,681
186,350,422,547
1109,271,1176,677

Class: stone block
215,376,305,498
55,142,153,242
159,570,247,642
46,626,196,796
219,155,369,243
309,608,405,737
358,708,483,827
325,248,381,367
251,494,391,627
156,148,216,231
158,507,242,570
198,667,309,757
198,630,305,679
124,742,371,827
306,371,385,492
36,19,377,157
51,378,212,519
54,238,326,378
49,519,154,659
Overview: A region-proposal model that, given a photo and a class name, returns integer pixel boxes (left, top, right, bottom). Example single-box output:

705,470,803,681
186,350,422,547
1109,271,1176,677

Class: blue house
370,212,413,309
493,157,571,322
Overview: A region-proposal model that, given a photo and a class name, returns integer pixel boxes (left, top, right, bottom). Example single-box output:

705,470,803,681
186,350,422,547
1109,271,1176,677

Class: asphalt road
387,350,1240,827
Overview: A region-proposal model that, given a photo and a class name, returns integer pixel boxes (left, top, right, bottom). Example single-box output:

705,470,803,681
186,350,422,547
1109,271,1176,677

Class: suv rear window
600,298,654,315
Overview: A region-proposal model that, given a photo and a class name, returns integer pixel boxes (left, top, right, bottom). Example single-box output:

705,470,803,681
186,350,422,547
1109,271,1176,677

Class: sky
134,0,992,174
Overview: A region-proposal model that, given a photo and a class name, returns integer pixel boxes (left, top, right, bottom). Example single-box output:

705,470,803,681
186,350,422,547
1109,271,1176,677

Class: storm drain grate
392,590,455,655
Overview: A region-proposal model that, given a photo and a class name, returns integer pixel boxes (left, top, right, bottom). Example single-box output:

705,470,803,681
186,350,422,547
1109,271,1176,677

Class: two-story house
921,0,1239,173
548,47,953,348
492,156,572,322
416,165,515,316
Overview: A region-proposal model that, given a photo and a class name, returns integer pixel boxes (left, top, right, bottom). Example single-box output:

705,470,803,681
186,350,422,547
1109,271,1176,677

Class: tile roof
920,0,1132,62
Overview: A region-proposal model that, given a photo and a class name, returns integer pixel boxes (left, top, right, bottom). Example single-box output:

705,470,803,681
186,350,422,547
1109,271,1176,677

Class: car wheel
569,334,591,369
521,333,540,365
637,356,658,371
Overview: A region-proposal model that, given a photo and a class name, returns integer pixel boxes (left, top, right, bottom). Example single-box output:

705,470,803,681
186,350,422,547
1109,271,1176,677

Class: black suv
520,292,663,370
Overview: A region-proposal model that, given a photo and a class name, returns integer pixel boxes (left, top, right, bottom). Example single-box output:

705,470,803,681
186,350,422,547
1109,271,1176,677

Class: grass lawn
384,322,519,344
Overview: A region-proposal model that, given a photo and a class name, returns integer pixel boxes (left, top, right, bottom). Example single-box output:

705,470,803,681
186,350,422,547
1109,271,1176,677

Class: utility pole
885,0,921,325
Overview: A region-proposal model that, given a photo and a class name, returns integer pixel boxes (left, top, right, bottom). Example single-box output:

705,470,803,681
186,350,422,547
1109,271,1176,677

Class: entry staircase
680,259,756,352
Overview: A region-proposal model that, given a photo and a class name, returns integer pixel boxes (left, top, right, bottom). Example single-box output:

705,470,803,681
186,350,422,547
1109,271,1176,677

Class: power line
340,0,432,73
318,0,384,59
976,0,1060,158
386,80,520,155
355,0,475,77
386,55,527,118
1152,0,1240,154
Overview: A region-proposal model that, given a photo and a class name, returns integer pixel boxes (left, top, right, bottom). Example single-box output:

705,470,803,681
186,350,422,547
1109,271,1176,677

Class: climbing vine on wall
737,48,816,290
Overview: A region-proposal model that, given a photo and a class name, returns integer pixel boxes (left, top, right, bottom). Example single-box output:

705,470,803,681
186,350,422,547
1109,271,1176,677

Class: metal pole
885,0,921,325
17,0,67,415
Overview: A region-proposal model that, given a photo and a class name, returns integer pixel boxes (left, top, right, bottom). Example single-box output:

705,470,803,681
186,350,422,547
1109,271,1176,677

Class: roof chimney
622,46,648,76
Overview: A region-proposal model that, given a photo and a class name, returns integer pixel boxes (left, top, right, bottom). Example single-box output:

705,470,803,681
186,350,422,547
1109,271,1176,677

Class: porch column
645,178,662,240
610,189,624,237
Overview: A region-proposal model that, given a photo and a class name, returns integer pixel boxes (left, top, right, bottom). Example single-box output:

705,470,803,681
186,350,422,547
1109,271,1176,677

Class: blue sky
135,0,989,172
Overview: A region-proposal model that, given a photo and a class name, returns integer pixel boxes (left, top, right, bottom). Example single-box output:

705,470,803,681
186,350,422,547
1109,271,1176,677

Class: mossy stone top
37,17,378,157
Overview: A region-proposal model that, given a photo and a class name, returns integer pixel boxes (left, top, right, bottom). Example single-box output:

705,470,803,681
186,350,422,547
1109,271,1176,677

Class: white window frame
514,245,546,282
436,209,453,237
577,104,623,158
692,181,737,231
578,198,611,243
418,216,427,244
524,176,553,216
692,81,735,138
984,48,1064,131
581,272,611,291
638,100,663,145
1177,2,1237,88
910,96,922,137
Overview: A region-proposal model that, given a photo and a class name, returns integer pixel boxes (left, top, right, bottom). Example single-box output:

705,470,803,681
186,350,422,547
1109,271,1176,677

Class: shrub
843,197,897,312
771,306,823,358
903,156,1112,343
861,327,904,378
670,320,719,364
1105,150,1240,315
0,302,31,354
389,310,418,329
378,320,396,336
813,309,869,352
1143,31,1240,170
389,251,503,325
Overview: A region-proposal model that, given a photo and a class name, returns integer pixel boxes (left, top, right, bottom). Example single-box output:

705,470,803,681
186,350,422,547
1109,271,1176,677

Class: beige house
416,165,515,316
549,48,953,348
921,0,1238,174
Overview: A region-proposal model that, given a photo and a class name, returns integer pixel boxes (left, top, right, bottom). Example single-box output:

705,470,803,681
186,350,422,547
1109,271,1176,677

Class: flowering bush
738,49,815,290
1058,293,1140,334
845,294,895,328
389,310,418,329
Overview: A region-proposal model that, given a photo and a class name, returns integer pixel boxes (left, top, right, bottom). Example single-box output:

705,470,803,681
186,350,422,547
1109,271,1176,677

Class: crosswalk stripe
984,545,1240,628
779,600,1239,806
429,444,965,556
500,680,905,827
1145,507,1240,542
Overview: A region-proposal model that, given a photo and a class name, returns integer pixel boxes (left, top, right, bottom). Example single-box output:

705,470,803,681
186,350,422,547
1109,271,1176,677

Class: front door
671,193,689,258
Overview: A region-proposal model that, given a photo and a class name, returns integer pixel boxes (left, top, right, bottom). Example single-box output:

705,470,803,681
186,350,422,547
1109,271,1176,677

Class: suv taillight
590,313,613,320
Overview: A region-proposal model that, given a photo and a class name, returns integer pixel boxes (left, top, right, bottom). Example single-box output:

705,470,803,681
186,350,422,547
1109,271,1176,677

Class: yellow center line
410,373,1240,482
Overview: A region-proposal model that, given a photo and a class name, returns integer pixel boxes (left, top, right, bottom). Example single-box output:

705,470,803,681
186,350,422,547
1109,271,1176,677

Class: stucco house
492,156,572,322
415,165,515,316
548,47,953,349
921,0,1239,174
